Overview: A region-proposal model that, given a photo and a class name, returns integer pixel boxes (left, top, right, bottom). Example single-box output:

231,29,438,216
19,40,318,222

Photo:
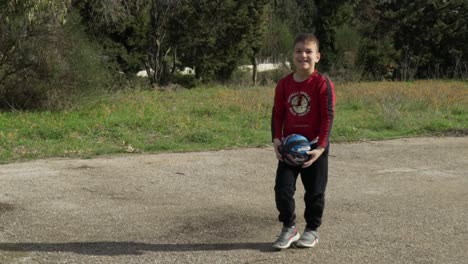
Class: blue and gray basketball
280,134,311,166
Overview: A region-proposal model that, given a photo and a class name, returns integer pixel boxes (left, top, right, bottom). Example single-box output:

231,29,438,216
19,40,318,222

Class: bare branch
0,63,33,86
0,42,17,68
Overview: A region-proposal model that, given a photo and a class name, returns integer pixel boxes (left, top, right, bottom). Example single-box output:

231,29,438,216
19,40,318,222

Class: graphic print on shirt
288,92,311,116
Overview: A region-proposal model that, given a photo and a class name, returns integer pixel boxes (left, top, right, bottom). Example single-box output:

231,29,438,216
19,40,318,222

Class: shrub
0,11,116,110
169,73,200,89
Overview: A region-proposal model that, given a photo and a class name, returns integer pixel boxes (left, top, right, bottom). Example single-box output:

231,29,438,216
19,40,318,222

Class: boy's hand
273,138,283,161
302,147,325,168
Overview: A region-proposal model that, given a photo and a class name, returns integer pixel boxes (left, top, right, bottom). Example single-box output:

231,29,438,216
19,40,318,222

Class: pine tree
361,0,468,79
168,0,269,82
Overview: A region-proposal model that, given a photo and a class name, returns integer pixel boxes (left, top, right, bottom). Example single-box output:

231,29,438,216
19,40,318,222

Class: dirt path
1,137,467,264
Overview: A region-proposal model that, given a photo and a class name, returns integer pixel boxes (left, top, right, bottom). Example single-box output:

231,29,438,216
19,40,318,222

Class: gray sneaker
295,228,319,248
272,226,300,249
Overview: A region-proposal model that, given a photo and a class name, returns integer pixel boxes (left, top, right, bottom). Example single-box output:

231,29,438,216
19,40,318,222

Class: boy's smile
293,41,320,78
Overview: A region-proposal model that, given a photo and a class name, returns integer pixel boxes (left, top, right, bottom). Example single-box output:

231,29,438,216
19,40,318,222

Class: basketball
280,134,311,166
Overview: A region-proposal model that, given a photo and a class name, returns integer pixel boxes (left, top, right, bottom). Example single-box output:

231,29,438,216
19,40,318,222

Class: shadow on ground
0,242,275,256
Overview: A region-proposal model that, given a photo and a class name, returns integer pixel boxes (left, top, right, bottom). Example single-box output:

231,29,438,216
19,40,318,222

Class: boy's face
293,41,320,73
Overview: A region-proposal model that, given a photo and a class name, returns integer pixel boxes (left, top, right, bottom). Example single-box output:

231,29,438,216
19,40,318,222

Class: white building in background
238,62,290,72
136,69,154,77
179,67,195,75
136,63,289,77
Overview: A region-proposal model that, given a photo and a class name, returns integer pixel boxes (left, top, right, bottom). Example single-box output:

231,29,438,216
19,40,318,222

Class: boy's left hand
302,147,325,168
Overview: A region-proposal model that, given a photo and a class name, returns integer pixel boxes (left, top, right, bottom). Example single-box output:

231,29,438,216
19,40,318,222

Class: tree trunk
171,48,177,74
146,0,179,86
251,54,258,86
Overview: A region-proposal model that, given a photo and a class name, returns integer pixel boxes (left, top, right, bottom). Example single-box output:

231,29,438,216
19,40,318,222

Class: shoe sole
295,238,318,248
272,232,300,249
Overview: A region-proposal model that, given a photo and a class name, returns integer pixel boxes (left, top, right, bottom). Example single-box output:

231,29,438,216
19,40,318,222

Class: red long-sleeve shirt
271,71,336,148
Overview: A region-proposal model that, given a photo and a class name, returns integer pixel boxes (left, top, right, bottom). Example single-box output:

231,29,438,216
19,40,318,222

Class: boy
271,33,335,249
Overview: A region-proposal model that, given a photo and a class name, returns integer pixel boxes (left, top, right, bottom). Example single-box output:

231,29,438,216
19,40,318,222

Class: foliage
357,0,468,80
75,0,269,84
390,0,468,79
75,0,181,86
313,0,350,71
2,0,468,109
72,0,149,74
260,0,318,65
244,0,270,85
260,15,295,64
146,0,180,85
168,0,270,82
0,1,116,110
1,0,70,23
331,24,363,82
263,0,351,73
0,0,66,109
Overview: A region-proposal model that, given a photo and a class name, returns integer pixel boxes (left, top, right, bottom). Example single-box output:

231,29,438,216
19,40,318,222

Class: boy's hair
293,33,319,51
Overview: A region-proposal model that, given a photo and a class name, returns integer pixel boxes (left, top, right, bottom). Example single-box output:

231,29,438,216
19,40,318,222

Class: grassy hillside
0,80,467,163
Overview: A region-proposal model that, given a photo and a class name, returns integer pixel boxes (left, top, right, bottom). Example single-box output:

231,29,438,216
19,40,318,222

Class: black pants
274,150,328,230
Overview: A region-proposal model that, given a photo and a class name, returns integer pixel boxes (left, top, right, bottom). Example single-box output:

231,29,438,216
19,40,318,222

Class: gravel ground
0,137,467,264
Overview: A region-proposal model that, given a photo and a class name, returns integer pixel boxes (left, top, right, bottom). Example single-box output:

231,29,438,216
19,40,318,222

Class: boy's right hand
273,138,283,161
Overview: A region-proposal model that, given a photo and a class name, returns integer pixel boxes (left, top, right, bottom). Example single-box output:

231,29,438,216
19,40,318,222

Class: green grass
1,80,467,164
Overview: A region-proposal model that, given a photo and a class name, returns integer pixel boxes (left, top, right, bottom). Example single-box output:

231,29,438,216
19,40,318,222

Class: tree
74,0,181,86
260,7,294,65
271,0,301,34
295,0,318,33
73,0,149,74
358,0,468,79
313,0,349,71
245,0,269,85
0,0,71,109
259,1,298,66
168,0,267,82
1,0,70,87
146,0,180,85
261,0,349,73
387,0,468,79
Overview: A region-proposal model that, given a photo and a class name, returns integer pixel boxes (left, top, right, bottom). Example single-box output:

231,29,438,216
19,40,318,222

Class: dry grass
338,80,467,109
335,80,467,139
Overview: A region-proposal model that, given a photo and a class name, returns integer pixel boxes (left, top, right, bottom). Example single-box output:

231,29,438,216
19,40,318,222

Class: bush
0,11,117,110
329,24,364,83
169,73,200,89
